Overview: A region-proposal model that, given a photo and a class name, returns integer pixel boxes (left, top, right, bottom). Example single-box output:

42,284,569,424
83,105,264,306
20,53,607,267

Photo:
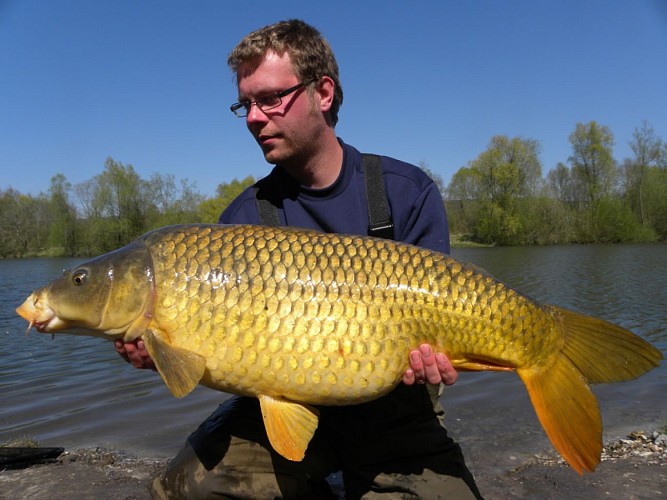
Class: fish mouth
16,294,58,333
29,317,56,333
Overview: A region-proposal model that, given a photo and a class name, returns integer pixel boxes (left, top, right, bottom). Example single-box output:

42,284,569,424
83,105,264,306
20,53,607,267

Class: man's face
236,51,327,166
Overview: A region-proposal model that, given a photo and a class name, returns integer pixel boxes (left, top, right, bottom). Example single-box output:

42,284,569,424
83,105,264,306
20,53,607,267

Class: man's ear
315,76,335,113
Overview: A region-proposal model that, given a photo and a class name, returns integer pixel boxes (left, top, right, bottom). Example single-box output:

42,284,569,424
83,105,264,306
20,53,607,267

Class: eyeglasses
230,80,315,118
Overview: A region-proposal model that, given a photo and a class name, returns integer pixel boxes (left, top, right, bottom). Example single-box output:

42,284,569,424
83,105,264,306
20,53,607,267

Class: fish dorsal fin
142,329,206,398
258,395,320,462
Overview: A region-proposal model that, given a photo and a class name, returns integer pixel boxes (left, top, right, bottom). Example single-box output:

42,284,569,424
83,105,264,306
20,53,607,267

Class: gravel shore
1,431,665,499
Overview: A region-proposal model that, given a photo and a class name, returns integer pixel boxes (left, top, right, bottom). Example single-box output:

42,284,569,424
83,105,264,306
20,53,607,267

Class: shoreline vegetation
2,121,667,259
2,429,665,499
9,234,494,260
6,235,666,261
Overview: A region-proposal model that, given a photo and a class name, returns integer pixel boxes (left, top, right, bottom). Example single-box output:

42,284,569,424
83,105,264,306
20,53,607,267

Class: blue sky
1,0,666,198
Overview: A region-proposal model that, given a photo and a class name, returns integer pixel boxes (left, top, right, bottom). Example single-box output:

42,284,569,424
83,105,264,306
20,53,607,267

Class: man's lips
257,135,277,146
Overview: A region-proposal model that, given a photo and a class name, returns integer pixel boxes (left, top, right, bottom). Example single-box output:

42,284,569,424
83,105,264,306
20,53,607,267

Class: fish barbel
16,224,662,473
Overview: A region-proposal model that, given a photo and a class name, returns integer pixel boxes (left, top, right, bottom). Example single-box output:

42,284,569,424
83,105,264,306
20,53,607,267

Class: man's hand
403,344,457,386
114,338,156,371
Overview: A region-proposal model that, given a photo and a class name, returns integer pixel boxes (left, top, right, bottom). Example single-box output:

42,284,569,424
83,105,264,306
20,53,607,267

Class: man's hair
228,19,343,126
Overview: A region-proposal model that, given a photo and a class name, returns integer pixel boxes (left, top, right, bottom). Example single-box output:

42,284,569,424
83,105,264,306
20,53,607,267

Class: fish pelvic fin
258,395,320,462
518,306,662,475
142,329,206,398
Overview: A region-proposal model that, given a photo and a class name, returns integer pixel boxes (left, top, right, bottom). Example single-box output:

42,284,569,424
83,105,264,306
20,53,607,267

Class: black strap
254,177,281,227
254,154,394,240
363,154,394,240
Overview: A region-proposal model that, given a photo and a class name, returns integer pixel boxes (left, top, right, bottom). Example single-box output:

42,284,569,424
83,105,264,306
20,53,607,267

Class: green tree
476,136,542,201
568,121,616,206
47,174,78,255
467,135,542,244
171,177,206,224
199,176,255,223
546,162,575,205
641,166,667,239
625,121,665,227
143,173,204,227
568,121,618,240
102,157,146,244
0,189,27,257
447,166,478,201
76,158,148,252
0,189,50,257
445,166,479,236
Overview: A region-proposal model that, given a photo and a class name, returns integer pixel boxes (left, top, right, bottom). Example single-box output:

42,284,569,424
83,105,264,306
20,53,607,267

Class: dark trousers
150,385,483,499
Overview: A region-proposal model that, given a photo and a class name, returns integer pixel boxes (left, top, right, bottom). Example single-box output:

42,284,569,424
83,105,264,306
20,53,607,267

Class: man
117,19,482,499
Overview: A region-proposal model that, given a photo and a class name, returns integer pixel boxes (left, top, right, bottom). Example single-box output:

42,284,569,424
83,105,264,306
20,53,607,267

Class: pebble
602,430,667,463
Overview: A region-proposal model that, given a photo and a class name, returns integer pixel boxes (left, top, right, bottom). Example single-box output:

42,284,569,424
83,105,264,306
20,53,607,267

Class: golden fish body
145,225,555,403
16,224,662,472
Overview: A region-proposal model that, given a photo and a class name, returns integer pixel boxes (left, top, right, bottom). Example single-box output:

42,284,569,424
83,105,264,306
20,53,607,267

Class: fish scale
16,223,662,470
148,225,495,403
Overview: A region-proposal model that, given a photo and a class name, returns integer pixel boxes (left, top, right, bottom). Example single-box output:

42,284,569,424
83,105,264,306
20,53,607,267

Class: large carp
16,224,662,473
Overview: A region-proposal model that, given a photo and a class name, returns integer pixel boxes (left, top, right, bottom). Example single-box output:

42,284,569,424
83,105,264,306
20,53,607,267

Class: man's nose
246,103,268,124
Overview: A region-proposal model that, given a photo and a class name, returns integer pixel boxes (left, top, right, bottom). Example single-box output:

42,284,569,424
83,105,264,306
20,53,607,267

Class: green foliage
643,167,667,238
445,167,480,236
143,175,204,229
199,176,256,223
451,135,542,245
512,196,576,245
472,135,542,203
2,121,667,255
446,123,666,246
0,159,255,257
47,174,78,255
474,200,522,246
589,197,657,243
216,176,256,209
568,121,616,206
0,188,52,257
623,121,667,239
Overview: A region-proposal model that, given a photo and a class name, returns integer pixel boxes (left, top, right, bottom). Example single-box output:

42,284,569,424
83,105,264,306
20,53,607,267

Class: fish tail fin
518,355,601,474
517,306,662,474
555,307,662,383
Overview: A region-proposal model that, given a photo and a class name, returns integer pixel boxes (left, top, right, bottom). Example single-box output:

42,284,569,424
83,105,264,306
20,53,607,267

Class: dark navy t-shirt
219,139,450,254
216,140,461,463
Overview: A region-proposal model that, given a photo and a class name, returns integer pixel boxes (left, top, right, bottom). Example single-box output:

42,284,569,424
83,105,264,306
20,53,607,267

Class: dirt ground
475,456,665,499
1,433,665,499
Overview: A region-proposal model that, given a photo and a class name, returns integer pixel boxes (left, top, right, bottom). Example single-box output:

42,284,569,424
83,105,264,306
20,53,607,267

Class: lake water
1,244,665,477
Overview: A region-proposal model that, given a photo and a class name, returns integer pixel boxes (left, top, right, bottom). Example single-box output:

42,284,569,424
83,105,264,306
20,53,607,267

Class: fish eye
72,269,89,286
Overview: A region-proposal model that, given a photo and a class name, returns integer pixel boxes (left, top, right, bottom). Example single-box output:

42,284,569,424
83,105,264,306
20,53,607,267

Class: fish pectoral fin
142,330,206,398
258,395,320,462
